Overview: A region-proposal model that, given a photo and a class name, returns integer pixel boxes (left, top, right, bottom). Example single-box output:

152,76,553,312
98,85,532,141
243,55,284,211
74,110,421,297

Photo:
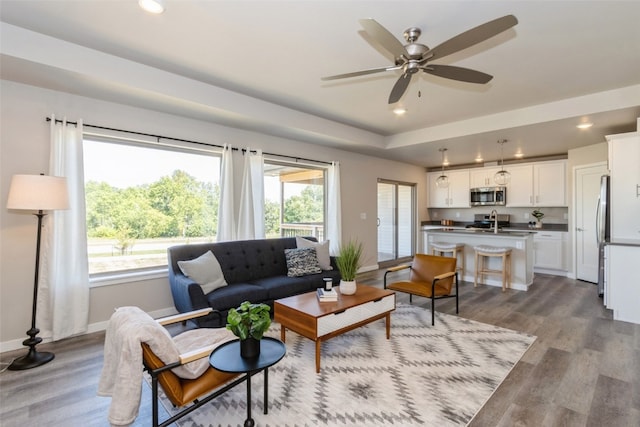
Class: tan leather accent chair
384,254,459,325
143,309,245,427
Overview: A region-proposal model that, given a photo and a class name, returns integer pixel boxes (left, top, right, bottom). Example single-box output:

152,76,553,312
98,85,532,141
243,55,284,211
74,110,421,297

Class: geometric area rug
159,303,536,427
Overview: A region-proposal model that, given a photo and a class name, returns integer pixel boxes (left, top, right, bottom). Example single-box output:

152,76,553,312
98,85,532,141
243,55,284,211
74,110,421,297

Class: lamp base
8,348,55,370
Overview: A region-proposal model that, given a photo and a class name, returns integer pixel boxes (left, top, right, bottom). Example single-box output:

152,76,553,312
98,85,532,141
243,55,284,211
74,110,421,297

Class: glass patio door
377,180,415,263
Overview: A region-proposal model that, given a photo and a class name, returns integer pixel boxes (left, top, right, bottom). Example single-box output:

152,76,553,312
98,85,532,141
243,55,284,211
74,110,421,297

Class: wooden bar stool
431,242,465,275
473,245,512,291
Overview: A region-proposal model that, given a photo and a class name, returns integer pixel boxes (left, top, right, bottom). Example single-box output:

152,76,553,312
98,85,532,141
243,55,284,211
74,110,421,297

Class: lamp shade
7,174,69,211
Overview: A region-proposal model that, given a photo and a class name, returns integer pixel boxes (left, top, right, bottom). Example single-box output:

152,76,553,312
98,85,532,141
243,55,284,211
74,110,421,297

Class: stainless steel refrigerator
596,175,610,297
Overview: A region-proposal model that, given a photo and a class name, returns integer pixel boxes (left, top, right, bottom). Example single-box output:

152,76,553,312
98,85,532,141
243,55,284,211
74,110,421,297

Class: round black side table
210,337,286,427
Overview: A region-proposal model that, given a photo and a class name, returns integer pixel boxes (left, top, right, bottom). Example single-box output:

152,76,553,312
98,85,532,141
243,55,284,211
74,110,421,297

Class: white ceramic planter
339,280,357,295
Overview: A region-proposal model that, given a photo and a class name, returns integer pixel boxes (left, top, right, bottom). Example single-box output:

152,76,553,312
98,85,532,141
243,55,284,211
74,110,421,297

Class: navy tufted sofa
167,237,341,327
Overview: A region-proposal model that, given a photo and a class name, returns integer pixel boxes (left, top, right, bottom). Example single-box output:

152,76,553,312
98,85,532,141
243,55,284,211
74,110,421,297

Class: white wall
0,80,428,350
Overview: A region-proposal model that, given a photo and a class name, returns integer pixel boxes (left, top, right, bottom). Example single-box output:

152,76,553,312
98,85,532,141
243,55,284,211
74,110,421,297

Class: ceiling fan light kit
322,15,518,104
494,139,511,185
139,0,165,14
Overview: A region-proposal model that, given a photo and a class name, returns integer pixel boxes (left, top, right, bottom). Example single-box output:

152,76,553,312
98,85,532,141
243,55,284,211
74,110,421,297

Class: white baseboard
460,274,531,292
534,267,569,277
359,264,380,273
0,306,178,353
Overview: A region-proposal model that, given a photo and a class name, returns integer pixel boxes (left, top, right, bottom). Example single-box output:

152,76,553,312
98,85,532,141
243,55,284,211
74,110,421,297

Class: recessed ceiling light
475,156,483,162
393,107,407,115
139,0,165,14
514,152,524,158
577,122,593,129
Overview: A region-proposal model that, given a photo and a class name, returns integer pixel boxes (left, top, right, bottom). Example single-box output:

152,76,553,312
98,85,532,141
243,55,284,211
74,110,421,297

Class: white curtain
38,115,90,341
216,144,236,242
237,148,265,239
327,161,342,255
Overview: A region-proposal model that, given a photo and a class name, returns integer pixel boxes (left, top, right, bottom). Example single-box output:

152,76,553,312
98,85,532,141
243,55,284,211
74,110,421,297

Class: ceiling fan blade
388,73,413,104
426,15,518,62
321,66,401,81
359,18,409,59
424,64,493,84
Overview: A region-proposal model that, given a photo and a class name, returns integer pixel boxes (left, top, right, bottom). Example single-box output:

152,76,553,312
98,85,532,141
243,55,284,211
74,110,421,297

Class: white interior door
575,163,607,283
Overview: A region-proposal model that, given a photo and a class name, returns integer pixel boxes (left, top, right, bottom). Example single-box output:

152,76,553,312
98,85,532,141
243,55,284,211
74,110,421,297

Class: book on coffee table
316,288,338,301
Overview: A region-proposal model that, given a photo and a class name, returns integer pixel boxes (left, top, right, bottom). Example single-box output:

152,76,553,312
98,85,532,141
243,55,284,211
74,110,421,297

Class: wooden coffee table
274,284,395,373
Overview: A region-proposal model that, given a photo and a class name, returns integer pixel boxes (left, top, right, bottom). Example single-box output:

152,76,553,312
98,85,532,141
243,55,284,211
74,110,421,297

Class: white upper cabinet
607,130,640,239
427,170,470,208
469,167,502,188
428,160,568,209
505,164,533,206
506,161,567,207
534,161,567,206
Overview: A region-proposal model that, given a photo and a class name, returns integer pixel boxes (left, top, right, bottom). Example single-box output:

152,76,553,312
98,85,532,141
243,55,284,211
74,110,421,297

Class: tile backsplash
428,206,569,224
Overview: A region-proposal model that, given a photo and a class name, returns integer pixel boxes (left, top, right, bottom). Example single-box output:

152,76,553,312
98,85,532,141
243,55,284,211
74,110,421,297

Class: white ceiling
1,0,639,168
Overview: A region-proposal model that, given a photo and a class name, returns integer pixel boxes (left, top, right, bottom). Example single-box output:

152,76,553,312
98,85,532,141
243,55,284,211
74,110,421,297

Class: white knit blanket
98,307,177,426
98,307,236,426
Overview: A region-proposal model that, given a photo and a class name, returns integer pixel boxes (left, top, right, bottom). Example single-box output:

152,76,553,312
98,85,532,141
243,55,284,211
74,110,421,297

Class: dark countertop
424,228,534,238
421,221,568,232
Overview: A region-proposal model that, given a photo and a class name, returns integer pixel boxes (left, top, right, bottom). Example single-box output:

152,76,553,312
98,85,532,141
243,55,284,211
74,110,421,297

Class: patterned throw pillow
296,237,332,270
284,247,322,277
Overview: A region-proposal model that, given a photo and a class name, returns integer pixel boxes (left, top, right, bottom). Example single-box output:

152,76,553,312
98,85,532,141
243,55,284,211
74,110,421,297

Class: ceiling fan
322,15,518,104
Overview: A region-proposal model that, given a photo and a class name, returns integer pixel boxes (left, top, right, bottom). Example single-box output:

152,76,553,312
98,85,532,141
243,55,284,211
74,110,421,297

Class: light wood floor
1,271,639,426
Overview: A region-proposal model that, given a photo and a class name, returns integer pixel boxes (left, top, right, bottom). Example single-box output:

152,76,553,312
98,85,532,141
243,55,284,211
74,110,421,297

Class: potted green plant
532,209,545,228
226,301,271,358
335,240,363,295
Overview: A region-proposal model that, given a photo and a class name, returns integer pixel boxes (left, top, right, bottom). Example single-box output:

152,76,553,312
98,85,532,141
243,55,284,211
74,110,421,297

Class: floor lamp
6,174,69,370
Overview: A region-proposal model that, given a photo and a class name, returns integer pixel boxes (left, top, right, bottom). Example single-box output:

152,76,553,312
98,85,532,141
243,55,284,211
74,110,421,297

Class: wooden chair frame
383,257,459,325
145,308,246,427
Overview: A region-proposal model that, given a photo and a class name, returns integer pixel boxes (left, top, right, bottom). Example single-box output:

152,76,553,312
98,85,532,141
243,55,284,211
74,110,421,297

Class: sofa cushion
177,250,228,294
205,283,269,311
285,247,322,277
251,275,318,300
296,237,332,270
208,238,297,284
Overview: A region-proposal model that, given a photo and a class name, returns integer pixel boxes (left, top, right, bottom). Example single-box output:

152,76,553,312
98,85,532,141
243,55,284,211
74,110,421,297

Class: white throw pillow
296,237,332,270
177,250,228,294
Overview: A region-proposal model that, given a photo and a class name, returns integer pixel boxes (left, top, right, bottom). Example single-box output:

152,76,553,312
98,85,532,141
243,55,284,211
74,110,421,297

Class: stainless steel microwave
470,187,506,206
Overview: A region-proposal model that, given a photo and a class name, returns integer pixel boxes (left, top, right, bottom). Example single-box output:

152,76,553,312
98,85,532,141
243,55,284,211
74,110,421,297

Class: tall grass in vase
336,240,363,295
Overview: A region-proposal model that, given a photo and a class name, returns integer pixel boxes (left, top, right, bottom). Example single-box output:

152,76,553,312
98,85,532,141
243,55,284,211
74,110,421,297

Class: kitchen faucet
490,209,499,234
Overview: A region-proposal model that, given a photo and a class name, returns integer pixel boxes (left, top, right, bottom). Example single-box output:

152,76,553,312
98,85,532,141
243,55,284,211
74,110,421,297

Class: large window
264,162,326,240
83,138,221,276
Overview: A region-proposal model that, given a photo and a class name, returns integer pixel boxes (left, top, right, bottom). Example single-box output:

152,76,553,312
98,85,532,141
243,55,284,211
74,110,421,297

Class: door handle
595,197,601,245
576,227,584,231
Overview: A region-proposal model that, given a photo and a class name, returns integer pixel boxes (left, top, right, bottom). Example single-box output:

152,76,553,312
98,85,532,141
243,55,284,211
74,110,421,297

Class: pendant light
435,148,450,188
494,139,511,185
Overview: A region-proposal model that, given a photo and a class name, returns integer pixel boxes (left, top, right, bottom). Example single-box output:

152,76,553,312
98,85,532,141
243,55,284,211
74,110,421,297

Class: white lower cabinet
533,231,567,271
606,244,640,324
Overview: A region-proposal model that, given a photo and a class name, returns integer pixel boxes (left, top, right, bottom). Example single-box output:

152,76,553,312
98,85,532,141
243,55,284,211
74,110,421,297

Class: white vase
535,220,543,229
339,280,357,295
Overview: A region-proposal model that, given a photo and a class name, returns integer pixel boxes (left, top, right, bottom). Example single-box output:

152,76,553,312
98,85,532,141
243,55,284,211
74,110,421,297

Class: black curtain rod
46,117,332,165
46,117,231,151
240,148,331,166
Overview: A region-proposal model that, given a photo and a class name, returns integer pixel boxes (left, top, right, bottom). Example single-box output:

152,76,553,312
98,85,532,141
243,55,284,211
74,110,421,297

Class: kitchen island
424,228,534,291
